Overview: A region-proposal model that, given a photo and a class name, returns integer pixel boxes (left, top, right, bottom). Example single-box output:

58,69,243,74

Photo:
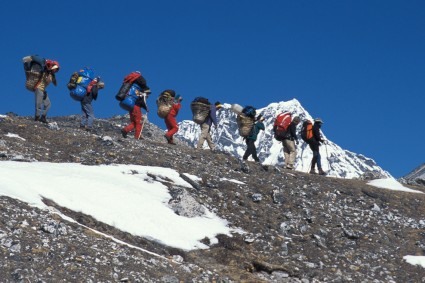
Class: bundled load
273,111,292,141
23,55,59,91
156,89,175,118
237,106,256,137
68,67,96,101
231,103,243,115
115,72,143,101
119,84,143,111
190,97,211,124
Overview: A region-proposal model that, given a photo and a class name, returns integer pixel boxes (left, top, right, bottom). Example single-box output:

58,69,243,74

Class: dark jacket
313,123,323,143
286,122,298,141
204,105,218,127
133,76,149,92
247,121,265,141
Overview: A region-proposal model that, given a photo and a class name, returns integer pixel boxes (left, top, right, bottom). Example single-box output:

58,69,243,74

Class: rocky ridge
0,114,424,282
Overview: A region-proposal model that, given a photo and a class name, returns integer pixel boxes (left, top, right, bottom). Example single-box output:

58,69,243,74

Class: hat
293,116,301,123
97,81,105,89
314,118,324,124
215,101,223,109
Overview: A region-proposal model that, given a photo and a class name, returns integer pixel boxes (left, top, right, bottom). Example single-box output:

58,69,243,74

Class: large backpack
191,97,211,124
301,120,313,142
156,90,175,118
273,112,292,141
115,72,143,101
119,84,142,111
69,68,95,101
23,55,45,91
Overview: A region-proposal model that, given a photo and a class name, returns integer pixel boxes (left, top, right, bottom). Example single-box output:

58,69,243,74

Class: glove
43,91,48,100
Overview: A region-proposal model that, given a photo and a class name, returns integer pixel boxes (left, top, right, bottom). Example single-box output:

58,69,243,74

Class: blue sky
1,1,424,178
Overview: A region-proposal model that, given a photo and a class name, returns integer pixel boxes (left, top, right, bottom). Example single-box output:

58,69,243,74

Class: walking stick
324,142,333,172
137,112,147,140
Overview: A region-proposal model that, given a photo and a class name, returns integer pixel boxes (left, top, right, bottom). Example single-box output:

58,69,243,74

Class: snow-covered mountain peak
176,99,391,179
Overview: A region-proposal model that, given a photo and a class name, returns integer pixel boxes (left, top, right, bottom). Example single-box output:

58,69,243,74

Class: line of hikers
22,54,326,175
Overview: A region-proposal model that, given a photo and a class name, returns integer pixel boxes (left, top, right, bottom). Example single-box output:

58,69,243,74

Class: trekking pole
137,112,147,140
324,141,333,171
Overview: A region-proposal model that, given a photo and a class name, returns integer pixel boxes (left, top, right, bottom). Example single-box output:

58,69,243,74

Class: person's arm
210,105,218,127
290,123,297,140
133,76,149,92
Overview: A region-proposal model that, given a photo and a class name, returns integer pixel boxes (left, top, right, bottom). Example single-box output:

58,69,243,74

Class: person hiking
23,56,59,123
121,88,151,139
242,114,265,163
197,101,223,150
282,116,301,170
308,118,326,175
80,78,104,132
164,94,183,145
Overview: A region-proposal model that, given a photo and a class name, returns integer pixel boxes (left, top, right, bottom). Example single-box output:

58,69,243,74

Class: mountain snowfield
176,99,391,179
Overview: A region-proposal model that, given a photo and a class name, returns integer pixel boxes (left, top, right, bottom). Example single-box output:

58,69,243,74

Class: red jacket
169,102,181,117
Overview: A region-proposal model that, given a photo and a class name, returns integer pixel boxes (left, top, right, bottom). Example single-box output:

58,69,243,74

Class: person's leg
197,123,208,149
282,140,291,167
251,140,260,162
205,127,215,150
133,106,142,139
123,108,136,134
287,140,297,168
81,101,88,127
85,103,94,129
34,89,44,119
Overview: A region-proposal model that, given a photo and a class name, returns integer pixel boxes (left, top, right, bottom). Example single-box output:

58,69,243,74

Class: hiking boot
34,115,40,122
164,134,172,143
121,129,128,138
318,169,327,175
168,138,176,145
40,115,48,124
309,169,317,174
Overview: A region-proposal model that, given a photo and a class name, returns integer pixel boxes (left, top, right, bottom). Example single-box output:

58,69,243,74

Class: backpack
193,97,210,105
156,90,175,118
273,112,292,141
301,120,313,142
69,67,95,101
123,72,141,83
242,106,256,118
23,55,46,91
67,72,79,90
23,55,46,72
191,97,211,124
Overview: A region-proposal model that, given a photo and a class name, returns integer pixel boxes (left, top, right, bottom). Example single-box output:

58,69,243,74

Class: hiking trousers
197,123,214,149
81,99,94,128
308,141,322,170
282,139,297,168
34,88,51,117
164,114,178,140
124,105,143,139
243,139,259,162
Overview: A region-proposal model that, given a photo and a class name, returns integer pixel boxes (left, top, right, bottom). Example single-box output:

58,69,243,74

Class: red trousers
164,114,178,140
124,105,143,139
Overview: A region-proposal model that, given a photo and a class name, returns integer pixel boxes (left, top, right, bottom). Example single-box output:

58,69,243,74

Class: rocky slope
0,114,424,282
400,164,425,187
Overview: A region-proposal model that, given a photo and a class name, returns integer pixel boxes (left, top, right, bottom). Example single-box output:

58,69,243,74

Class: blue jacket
204,105,218,127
